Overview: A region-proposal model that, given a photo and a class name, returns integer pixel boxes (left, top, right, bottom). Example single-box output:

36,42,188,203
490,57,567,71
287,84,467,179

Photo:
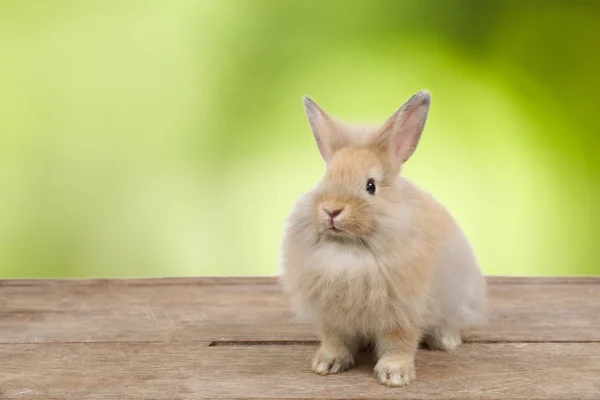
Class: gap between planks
4,338,599,348
207,339,600,347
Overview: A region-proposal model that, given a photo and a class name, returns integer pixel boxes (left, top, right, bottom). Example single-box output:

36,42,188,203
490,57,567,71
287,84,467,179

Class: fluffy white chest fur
283,229,427,336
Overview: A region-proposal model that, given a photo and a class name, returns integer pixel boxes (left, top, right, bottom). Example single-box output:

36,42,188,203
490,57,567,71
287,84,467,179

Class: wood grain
1,277,599,399
1,342,599,399
1,277,599,343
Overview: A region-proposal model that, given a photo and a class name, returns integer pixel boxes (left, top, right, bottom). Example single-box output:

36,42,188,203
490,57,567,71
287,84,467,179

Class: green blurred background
1,0,599,278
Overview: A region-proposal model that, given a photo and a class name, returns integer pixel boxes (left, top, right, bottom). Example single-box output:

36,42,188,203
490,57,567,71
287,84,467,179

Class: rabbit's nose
324,208,344,218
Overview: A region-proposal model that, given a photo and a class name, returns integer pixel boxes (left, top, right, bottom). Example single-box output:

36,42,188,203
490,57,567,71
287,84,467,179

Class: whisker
284,217,312,231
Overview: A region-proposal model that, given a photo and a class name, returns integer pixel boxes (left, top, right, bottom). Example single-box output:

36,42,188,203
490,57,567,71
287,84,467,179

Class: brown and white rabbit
280,90,487,387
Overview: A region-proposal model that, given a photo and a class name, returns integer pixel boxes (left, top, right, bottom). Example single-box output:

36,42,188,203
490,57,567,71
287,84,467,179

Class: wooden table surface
1,277,599,399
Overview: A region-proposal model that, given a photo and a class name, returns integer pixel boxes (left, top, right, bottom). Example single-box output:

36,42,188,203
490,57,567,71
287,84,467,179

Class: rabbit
279,90,487,387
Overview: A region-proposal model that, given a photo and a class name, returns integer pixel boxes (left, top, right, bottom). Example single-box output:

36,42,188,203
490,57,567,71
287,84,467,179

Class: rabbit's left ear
375,90,431,170
303,96,347,162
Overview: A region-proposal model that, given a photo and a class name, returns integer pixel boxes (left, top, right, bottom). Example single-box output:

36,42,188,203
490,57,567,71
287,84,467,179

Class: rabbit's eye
366,178,376,195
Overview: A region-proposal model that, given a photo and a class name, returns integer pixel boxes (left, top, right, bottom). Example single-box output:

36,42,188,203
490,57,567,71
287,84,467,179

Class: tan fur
374,325,421,386
281,91,487,387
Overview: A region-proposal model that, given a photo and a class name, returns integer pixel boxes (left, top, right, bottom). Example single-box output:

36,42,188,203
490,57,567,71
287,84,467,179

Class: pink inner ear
391,102,428,163
393,113,421,162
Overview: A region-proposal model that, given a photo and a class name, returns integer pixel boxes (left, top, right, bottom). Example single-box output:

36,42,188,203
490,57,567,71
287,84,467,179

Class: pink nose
324,208,344,218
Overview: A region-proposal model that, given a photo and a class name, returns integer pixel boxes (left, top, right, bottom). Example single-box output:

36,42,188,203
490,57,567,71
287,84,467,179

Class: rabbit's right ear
303,96,345,162
373,90,431,172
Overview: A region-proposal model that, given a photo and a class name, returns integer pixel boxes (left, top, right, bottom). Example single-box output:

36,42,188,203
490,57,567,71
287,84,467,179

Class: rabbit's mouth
326,218,343,233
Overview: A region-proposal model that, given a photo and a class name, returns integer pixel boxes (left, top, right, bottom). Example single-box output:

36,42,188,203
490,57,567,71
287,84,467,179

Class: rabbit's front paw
311,346,354,375
374,357,416,387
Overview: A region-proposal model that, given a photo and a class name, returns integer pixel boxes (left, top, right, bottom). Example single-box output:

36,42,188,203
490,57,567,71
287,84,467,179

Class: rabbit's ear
303,96,344,162
375,90,431,170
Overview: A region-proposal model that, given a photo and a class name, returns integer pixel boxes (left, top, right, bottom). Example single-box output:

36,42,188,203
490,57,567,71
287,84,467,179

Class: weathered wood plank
1,342,599,399
1,277,599,343
1,276,598,287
